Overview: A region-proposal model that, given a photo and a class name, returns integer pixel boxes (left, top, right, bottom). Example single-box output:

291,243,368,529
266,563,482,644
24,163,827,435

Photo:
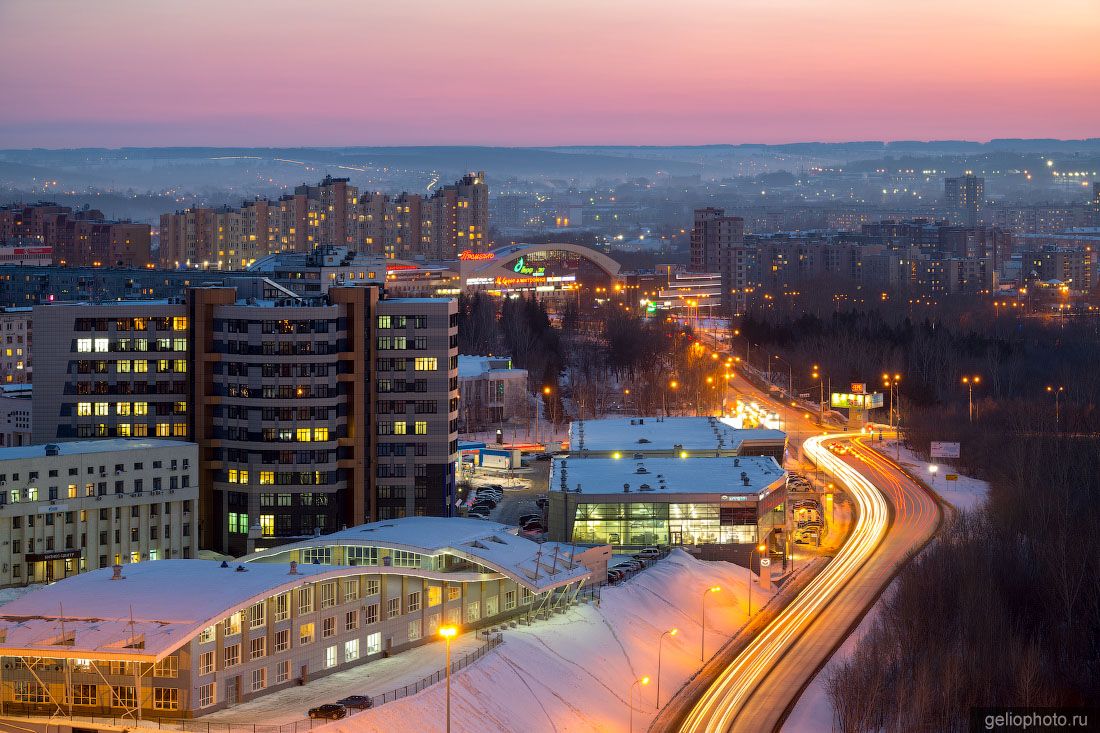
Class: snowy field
321,550,772,733
880,440,989,511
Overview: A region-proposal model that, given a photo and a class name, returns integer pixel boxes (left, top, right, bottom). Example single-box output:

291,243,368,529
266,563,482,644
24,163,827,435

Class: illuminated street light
630,675,651,733
748,543,767,616
656,628,679,708
960,375,981,423
439,625,459,733
700,586,721,660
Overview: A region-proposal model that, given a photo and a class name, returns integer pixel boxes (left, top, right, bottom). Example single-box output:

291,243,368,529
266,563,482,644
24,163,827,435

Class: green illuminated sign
512,256,546,277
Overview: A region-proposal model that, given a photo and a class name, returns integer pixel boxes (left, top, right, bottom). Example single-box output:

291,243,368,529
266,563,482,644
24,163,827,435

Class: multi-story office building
31,286,459,555
0,517,588,718
159,173,490,268
0,439,197,586
944,175,984,227
0,203,151,268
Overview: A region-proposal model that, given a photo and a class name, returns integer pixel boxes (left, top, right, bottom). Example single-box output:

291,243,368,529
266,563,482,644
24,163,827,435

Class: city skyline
2,0,1098,148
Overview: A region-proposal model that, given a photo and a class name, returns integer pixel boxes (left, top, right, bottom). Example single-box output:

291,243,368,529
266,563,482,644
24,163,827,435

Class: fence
13,634,506,733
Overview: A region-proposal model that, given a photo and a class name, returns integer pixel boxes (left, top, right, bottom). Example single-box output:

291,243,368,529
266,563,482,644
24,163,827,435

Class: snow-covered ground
881,440,989,511
0,584,42,608
320,550,773,733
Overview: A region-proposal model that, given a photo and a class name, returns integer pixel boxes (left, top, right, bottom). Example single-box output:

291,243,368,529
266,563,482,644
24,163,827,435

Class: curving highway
679,432,942,733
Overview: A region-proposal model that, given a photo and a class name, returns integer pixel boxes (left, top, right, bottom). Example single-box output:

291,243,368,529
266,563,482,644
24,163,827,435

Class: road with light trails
678,435,943,733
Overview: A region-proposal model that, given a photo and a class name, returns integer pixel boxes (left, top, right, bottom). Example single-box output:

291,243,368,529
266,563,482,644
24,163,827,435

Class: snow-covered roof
567,417,785,455
458,355,526,378
550,455,786,499
0,438,191,462
0,560,332,662
240,517,589,594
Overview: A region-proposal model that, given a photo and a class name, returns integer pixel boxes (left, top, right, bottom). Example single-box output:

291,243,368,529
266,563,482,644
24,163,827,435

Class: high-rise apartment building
32,285,458,556
0,203,151,268
691,207,747,313
159,174,490,268
944,175,985,227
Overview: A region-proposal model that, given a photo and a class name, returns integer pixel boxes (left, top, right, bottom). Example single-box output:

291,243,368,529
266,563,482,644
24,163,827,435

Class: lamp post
961,375,980,423
700,586,721,661
665,380,678,417
656,628,678,708
630,675,651,733
771,354,793,397
748,543,766,616
439,625,458,733
882,373,901,429
928,464,938,490
536,385,551,444
1046,385,1065,432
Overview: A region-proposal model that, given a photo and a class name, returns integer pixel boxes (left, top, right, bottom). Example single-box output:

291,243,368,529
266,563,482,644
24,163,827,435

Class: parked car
518,513,542,525
533,453,553,461
606,569,624,583
467,508,491,518
636,547,661,559
336,695,373,710
308,704,347,720
522,522,545,533
535,497,550,510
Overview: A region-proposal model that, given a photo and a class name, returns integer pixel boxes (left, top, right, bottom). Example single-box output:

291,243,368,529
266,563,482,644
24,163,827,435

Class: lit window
76,338,92,353
77,402,92,416
94,338,109,353
415,421,428,435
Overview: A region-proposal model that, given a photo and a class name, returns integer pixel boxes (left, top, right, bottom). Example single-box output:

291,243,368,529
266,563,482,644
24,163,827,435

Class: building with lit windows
31,286,459,555
0,306,31,383
0,517,588,718
548,453,787,561
0,439,197,587
550,417,788,561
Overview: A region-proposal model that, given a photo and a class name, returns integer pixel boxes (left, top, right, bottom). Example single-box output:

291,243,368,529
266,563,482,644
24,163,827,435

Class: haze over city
0,2,1098,733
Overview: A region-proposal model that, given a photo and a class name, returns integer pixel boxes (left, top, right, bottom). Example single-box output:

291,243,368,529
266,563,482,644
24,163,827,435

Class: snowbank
324,549,773,733
880,440,988,511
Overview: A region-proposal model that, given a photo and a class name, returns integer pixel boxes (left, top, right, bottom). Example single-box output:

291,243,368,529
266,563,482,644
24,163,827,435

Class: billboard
930,441,961,459
830,391,884,409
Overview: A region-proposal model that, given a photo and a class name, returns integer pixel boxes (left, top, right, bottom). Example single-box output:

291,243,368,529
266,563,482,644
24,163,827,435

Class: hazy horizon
2,0,1098,148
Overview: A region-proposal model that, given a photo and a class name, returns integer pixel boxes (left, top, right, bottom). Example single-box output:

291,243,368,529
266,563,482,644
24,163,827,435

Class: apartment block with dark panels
31,287,458,555
373,298,459,521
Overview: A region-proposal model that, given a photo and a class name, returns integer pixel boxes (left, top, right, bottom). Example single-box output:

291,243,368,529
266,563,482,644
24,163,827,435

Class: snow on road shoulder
325,550,773,733
879,440,988,511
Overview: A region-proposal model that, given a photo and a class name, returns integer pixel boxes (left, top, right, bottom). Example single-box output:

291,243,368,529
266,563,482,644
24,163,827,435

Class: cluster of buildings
159,173,488,269
0,203,152,268
0,516,593,718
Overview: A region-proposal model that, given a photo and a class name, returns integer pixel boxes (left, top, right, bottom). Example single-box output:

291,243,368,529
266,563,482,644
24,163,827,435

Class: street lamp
656,628,678,708
439,625,458,733
928,464,938,489
1046,385,1065,432
536,385,552,444
630,675,651,733
961,375,981,423
882,373,901,429
771,354,793,396
700,586,721,660
748,543,766,616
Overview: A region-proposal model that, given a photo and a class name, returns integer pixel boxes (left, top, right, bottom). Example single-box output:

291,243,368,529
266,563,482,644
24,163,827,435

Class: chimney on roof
288,560,300,575
110,564,124,581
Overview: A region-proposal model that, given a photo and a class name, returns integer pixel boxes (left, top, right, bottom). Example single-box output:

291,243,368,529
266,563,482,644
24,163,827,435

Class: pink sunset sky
1,0,1097,148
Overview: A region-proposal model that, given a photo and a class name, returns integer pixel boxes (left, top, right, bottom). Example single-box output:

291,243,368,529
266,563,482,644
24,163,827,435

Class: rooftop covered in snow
240,517,589,594
567,416,785,457
550,454,786,499
0,560,334,661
